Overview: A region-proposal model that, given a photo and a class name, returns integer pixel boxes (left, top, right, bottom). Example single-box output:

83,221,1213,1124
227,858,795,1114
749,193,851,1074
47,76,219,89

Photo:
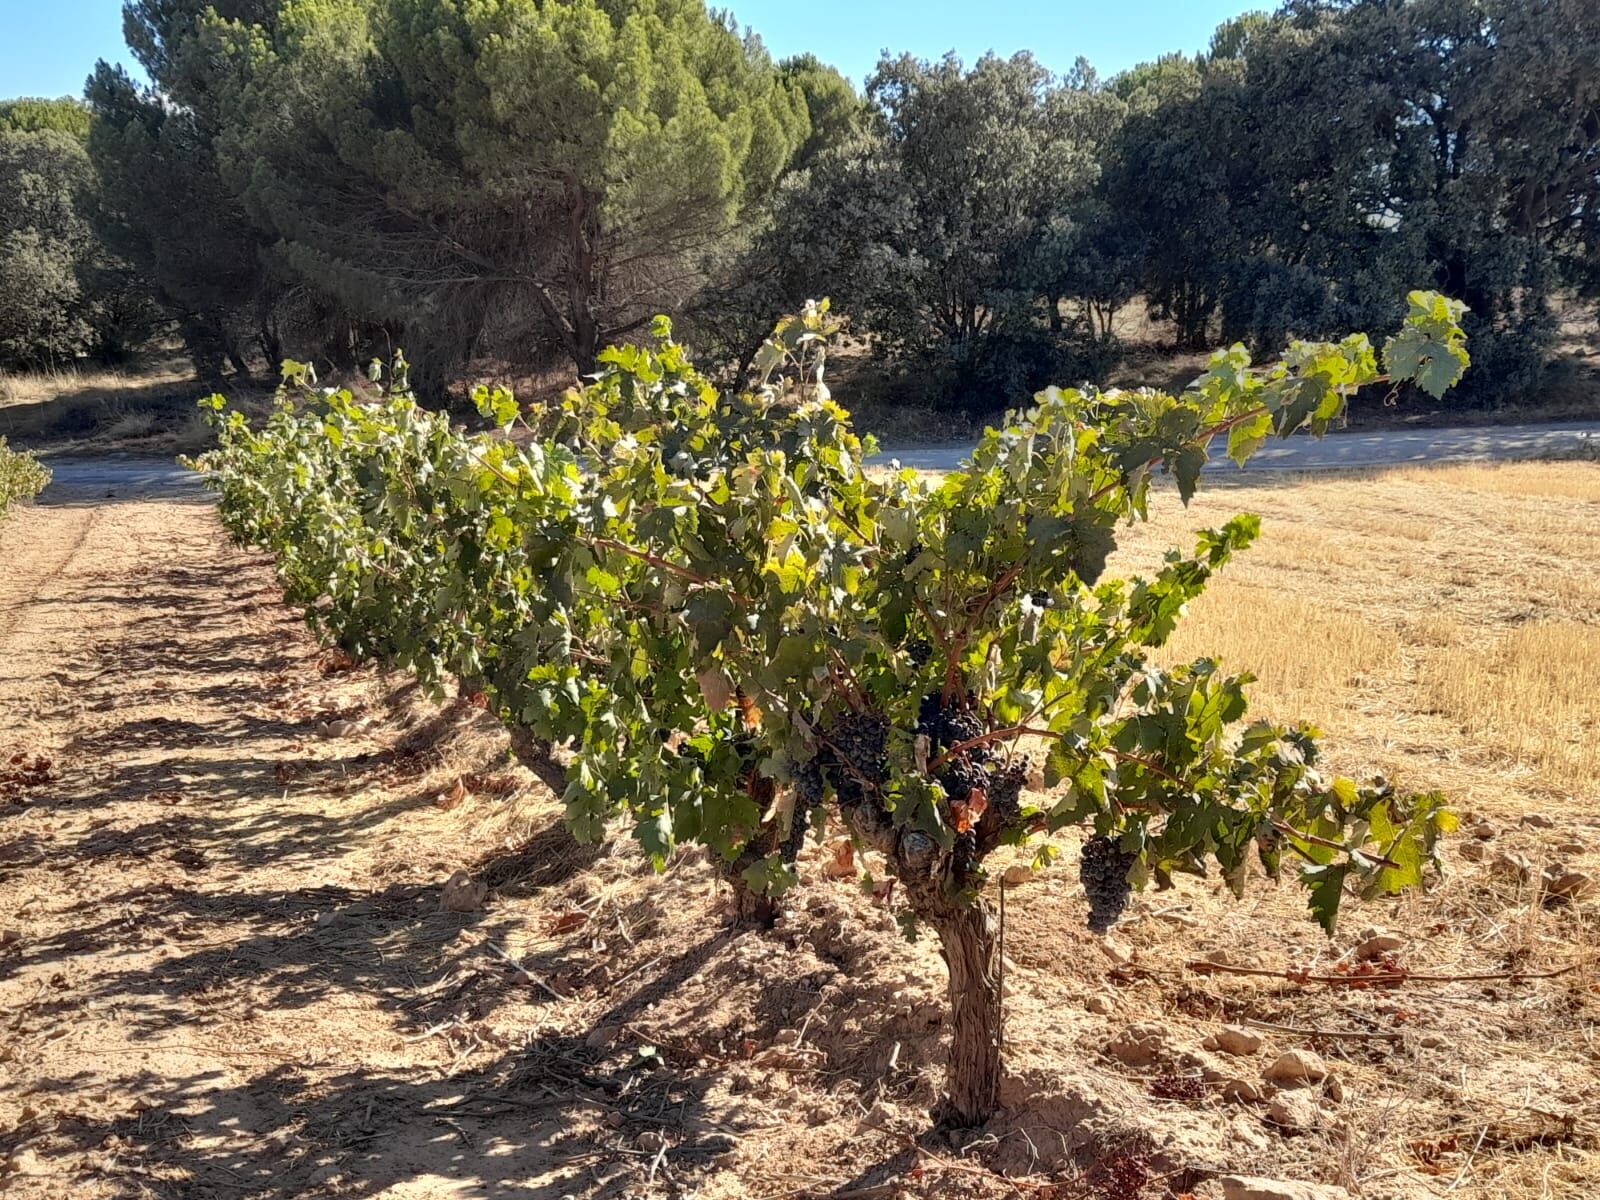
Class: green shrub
0,437,50,517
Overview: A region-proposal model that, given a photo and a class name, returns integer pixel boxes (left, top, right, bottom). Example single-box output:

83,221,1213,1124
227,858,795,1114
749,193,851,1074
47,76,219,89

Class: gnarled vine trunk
716,850,779,929
718,772,782,929
841,794,1009,1127
929,898,1003,1126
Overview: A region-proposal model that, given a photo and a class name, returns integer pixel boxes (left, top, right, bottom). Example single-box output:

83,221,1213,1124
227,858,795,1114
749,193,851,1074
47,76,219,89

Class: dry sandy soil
0,461,1596,1199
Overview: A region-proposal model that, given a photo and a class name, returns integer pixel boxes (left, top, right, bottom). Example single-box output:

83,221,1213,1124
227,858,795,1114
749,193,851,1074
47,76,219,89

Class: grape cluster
917,691,1034,880
794,754,825,807
906,638,932,668
781,797,812,861
1092,1148,1151,1200
938,757,989,807
1149,1074,1205,1102
824,712,889,807
1079,835,1136,933
917,692,985,759
985,761,1027,830
952,829,979,877
782,755,825,860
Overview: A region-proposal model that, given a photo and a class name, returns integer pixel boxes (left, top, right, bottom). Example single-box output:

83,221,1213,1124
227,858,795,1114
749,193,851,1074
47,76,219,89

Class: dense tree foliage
0,97,93,141
195,291,1468,1124
188,0,813,378
707,52,1124,407
0,124,98,368
86,0,327,381
0,0,1592,404
714,0,1597,410
0,96,165,368
1098,0,1599,401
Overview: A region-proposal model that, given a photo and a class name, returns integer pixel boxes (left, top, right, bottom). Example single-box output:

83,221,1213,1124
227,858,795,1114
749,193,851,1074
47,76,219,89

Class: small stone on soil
1105,1022,1166,1067
1353,932,1404,960
1204,1025,1264,1056
1263,1049,1328,1087
440,869,488,912
1222,1078,1265,1104
1543,869,1595,900
1220,1175,1350,1200
1266,1090,1320,1129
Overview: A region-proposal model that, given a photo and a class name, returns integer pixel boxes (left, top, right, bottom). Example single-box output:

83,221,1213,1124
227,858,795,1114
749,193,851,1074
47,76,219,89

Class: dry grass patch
1154,580,1400,729
0,363,151,409
1390,458,1600,503
1108,460,1600,808
0,353,233,455
1426,620,1600,796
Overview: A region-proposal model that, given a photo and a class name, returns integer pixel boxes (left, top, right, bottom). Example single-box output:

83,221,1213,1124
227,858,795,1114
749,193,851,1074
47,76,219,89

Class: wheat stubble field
0,457,1595,1199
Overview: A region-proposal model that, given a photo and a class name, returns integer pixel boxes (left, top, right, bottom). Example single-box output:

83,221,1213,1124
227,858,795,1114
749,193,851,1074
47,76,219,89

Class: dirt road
0,470,978,1200
0,469,625,1198
876,418,1600,472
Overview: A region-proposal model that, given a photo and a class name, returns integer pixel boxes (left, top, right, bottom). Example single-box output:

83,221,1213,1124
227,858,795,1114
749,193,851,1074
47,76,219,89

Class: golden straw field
1128,460,1600,814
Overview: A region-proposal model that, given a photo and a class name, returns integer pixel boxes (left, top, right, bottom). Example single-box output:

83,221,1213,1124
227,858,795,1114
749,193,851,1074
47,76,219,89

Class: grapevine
193,291,1470,1126
0,438,50,519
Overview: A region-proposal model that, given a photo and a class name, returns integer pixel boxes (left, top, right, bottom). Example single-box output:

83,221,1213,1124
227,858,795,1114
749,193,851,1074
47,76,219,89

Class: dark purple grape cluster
823,712,889,807
917,692,985,760
938,757,989,806
829,712,887,776
1093,1148,1151,1200
1080,834,1136,933
952,828,978,877
986,761,1027,830
782,756,825,860
906,638,932,668
780,797,812,861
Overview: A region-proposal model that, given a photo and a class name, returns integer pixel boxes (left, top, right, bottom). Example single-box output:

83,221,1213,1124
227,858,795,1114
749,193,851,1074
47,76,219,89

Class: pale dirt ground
1,462,1596,1200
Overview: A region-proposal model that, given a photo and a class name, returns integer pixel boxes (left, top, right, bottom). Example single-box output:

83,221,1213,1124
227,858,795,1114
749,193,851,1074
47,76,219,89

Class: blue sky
727,0,1263,86
0,0,1261,100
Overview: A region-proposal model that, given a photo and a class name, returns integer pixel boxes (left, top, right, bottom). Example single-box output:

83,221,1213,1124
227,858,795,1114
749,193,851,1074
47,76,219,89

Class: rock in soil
1104,1022,1166,1067
1491,851,1535,882
1221,1078,1265,1104
1353,932,1404,960
1543,869,1595,900
1266,1089,1321,1130
1175,1048,1230,1082
1204,1024,1265,1056
440,869,488,912
1221,1176,1351,1200
1263,1049,1328,1087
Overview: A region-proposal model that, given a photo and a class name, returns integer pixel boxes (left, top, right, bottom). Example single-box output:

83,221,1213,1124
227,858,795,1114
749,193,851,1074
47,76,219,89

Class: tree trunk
566,179,602,376
226,343,253,382
719,775,782,930
930,898,1003,1126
